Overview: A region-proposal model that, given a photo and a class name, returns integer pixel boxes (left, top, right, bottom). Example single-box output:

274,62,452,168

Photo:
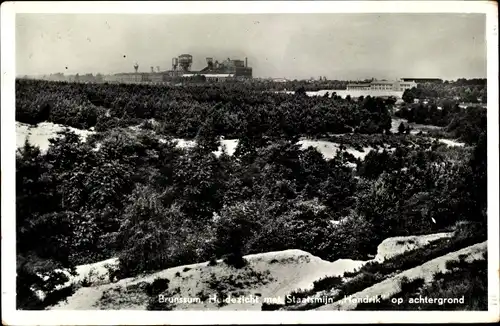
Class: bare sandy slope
47,232,453,311
49,250,365,310
373,232,454,263
315,241,487,311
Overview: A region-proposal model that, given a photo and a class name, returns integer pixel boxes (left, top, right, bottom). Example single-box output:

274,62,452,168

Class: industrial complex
103,54,253,84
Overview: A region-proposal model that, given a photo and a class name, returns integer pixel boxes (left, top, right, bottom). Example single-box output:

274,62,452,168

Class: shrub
340,272,383,297
312,276,343,292
399,276,425,294
145,277,170,296
116,186,208,277
208,257,218,266
222,253,248,269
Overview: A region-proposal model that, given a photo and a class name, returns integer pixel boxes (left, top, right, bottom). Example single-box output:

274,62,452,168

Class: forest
15,79,487,310
395,79,487,144
16,79,394,137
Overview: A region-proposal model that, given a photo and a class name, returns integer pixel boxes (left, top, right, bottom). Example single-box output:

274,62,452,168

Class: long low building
182,73,235,82
103,71,184,84
347,79,417,92
400,78,443,84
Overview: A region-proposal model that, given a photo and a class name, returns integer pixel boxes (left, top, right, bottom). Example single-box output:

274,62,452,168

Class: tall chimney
245,57,248,68
151,66,154,73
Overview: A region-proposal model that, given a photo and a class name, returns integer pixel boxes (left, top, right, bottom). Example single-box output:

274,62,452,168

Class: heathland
15,78,487,310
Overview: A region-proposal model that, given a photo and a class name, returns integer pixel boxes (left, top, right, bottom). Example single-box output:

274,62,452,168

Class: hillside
316,241,487,311
44,231,475,311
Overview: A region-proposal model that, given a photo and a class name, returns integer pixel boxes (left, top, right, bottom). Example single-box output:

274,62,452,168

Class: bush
145,277,170,296
222,253,247,269
340,272,383,297
312,276,343,292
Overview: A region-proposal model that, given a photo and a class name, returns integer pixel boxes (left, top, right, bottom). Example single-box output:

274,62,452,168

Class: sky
16,13,487,80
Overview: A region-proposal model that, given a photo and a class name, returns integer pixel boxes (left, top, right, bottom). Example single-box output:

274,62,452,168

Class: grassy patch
355,254,487,310
205,267,273,307
98,284,149,309
41,285,77,309
80,267,109,287
344,229,484,281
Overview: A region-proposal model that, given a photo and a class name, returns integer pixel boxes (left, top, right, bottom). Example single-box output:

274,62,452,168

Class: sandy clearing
297,139,373,160
315,241,487,310
170,138,239,157
172,138,197,149
16,122,95,152
16,121,409,161
215,139,239,157
169,137,373,161
436,138,466,147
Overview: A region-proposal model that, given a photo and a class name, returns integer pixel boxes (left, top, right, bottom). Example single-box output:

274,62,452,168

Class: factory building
400,78,443,84
347,79,417,91
183,56,253,80
103,53,252,84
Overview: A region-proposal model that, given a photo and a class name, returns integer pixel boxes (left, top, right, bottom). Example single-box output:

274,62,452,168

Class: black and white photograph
1,1,499,324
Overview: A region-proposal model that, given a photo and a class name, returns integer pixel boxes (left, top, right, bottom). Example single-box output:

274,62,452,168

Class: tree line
17,79,394,138
402,80,487,104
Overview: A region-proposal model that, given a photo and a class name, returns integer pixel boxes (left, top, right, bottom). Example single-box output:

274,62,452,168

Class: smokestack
245,57,248,68
151,66,154,73
206,57,214,70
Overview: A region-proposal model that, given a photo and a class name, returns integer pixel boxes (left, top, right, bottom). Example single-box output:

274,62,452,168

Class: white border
2,1,499,324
